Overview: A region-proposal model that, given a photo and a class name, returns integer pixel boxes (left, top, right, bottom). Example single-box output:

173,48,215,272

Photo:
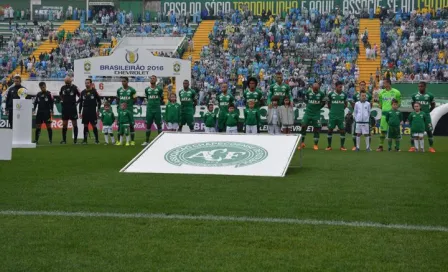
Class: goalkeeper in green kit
377,79,401,152
142,75,164,146
116,77,137,145
179,80,197,132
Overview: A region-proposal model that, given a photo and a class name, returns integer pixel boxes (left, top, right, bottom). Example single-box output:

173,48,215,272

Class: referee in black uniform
33,82,54,144
59,76,80,144
5,76,27,129
78,79,101,144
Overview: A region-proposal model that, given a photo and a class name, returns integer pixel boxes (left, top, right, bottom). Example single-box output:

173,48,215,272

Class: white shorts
268,124,281,135
226,126,238,134
167,122,179,131
355,123,369,135
102,126,113,134
413,133,424,137
205,127,216,133
246,125,258,134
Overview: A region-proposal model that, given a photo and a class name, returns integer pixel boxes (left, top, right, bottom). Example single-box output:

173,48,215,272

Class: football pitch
1,132,447,271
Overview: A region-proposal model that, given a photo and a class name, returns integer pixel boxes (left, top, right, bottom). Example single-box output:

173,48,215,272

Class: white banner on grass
121,132,300,177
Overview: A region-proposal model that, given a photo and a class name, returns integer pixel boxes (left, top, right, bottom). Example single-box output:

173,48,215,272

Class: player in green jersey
179,79,197,132
116,77,137,145
268,72,292,106
142,75,164,146
243,77,264,109
385,99,403,151
377,78,401,151
409,82,436,152
300,83,326,150
217,83,234,132
100,102,116,145
350,81,373,150
116,102,134,146
326,81,348,151
408,102,428,152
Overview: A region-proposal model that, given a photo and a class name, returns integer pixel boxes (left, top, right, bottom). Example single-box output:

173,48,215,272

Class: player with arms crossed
178,80,197,132
409,82,436,152
59,76,80,144
142,75,164,145
353,92,372,151
377,78,401,151
116,77,137,145
326,81,348,151
216,83,234,132
300,83,326,150
350,81,372,150
33,82,54,144
78,79,101,144
268,72,292,106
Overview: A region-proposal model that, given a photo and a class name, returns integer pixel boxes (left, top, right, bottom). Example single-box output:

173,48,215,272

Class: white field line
1,210,447,232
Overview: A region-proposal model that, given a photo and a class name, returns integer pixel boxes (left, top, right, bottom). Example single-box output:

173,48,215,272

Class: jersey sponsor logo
165,141,268,168
120,96,131,100
273,92,284,96
308,99,321,104
148,95,160,99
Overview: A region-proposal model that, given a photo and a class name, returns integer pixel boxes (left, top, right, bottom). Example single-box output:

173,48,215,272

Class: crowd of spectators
188,7,361,105
380,9,448,82
2,4,448,102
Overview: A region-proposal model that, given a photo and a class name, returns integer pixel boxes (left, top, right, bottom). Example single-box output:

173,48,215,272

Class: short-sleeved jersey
385,109,402,127
101,110,115,126
408,111,426,133
379,88,401,113
59,84,80,107
144,86,164,111
353,92,372,103
243,88,263,108
411,92,434,114
304,90,325,117
117,86,137,109
268,83,292,105
179,88,197,111
217,93,234,116
328,91,347,118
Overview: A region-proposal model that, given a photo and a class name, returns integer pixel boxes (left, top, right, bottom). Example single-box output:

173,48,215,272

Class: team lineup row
3,75,437,152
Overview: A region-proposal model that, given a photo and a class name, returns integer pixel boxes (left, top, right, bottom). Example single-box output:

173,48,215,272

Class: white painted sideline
0,210,447,233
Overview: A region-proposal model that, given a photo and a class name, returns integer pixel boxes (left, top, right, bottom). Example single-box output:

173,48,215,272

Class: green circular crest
165,141,268,168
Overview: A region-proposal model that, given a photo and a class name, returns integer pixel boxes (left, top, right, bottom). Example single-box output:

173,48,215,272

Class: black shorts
82,112,98,125
36,111,52,124
62,106,78,121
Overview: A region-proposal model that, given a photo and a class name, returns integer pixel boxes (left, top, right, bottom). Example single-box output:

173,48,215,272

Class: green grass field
1,131,447,271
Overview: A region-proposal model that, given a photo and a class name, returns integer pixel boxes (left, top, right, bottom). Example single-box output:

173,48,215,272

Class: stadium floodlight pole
86,0,89,21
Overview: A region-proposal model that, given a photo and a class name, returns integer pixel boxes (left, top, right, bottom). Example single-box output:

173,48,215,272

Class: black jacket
5,84,29,111
33,91,54,113
79,89,101,113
